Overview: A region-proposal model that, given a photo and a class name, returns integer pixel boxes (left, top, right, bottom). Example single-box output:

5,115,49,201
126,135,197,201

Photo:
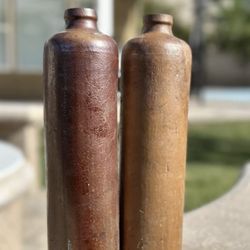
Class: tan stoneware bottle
121,14,192,250
44,8,119,250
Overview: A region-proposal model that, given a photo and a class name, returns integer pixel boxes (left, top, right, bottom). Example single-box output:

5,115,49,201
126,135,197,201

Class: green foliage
143,2,190,41
185,121,250,211
213,0,250,62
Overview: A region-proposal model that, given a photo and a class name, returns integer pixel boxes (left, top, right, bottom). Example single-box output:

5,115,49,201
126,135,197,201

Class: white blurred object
97,0,114,36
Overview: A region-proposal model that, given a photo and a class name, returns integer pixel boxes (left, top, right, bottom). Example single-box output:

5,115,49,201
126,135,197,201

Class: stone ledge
183,162,250,250
0,101,43,125
0,141,34,250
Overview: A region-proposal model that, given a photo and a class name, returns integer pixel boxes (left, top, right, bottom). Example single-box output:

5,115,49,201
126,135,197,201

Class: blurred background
0,0,249,249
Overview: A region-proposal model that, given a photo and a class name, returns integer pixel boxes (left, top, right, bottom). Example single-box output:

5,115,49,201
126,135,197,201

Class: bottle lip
144,14,173,25
64,8,97,21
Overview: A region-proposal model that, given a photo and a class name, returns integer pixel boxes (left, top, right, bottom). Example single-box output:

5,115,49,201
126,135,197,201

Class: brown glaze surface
44,8,119,250
121,14,192,250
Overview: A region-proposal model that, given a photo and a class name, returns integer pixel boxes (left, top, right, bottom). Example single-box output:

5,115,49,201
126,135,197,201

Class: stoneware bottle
44,8,119,250
121,14,192,250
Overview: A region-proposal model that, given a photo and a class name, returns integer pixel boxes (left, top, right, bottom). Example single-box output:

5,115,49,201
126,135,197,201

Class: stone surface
0,200,22,250
183,162,250,250
23,191,47,250
0,141,33,250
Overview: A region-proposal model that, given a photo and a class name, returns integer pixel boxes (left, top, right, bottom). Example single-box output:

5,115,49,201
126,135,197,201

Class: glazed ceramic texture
121,14,192,250
44,8,119,250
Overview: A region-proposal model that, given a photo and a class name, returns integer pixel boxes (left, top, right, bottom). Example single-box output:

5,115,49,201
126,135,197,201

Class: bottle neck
143,23,173,34
142,14,173,35
64,8,98,30
65,18,98,30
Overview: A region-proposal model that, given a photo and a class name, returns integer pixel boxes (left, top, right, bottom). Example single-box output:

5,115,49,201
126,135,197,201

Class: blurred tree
189,0,206,95
213,0,250,62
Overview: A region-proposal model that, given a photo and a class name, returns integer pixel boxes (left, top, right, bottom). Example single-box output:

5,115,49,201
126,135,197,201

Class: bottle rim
64,8,97,21
144,14,173,25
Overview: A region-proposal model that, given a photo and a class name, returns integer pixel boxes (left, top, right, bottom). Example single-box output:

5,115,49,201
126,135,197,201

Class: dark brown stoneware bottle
121,14,192,250
44,8,119,250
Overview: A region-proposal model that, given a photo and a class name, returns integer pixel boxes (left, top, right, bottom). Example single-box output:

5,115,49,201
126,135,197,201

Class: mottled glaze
121,14,192,250
44,8,119,250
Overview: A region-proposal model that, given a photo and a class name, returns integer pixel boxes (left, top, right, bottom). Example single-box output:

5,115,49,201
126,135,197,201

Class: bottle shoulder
45,29,117,53
122,32,191,58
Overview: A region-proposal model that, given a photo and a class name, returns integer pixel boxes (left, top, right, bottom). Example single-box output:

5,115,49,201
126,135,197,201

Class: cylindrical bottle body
121,19,192,250
44,24,119,249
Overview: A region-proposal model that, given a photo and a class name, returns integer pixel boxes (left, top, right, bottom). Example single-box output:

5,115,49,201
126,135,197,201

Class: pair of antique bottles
44,7,191,250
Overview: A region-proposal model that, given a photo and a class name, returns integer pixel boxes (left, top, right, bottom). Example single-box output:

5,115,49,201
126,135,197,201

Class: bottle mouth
143,14,173,25
64,8,97,21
